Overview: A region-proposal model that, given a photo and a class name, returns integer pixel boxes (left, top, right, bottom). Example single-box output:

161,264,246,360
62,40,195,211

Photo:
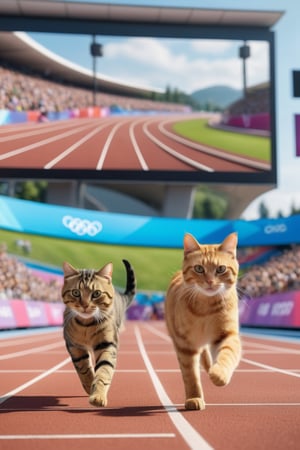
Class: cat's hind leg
200,346,212,373
209,332,241,386
177,349,206,410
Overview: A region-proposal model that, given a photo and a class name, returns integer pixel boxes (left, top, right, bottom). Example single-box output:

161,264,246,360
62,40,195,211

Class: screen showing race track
0,27,276,184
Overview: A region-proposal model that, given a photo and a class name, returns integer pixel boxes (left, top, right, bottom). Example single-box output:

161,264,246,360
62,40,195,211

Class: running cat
61,259,136,407
165,233,241,410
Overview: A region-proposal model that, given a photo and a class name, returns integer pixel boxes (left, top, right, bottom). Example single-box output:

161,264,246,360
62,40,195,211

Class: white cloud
104,37,269,93
190,39,234,54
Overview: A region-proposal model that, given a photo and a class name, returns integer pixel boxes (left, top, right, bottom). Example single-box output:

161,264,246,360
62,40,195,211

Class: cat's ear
184,233,200,255
98,262,113,283
220,233,238,257
62,261,78,276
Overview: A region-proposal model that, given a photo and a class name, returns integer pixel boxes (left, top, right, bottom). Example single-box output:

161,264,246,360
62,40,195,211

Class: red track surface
0,115,269,173
0,321,299,449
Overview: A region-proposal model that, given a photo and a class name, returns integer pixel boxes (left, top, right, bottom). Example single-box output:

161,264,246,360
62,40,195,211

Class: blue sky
24,1,300,218
27,33,269,95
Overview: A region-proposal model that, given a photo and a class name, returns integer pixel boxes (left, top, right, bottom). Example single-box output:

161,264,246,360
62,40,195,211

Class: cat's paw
89,393,107,407
209,364,231,386
185,397,206,411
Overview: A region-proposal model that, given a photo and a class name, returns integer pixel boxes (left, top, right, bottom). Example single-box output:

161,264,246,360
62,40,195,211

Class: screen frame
0,17,277,185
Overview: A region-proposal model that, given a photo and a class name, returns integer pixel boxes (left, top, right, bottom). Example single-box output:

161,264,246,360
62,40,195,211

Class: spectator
238,245,300,299
0,246,62,302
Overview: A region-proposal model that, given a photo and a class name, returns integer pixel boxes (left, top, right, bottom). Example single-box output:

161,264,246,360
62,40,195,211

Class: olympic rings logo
62,215,103,236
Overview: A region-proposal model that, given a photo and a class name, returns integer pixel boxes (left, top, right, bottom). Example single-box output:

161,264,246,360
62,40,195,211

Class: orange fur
165,232,241,411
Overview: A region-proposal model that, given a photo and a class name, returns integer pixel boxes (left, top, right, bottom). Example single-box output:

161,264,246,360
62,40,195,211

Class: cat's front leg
209,333,241,386
177,349,206,411
89,345,117,407
66,344,94,394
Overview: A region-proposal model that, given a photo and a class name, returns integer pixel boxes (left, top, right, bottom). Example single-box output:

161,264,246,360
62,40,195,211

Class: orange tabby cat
165,232,241,411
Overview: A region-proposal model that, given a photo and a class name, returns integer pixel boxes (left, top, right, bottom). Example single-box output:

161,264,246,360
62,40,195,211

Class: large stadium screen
0,25,276,184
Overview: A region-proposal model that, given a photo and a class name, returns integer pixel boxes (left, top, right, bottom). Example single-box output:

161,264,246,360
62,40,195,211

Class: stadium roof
0,1,284,29
0,1,284,97
0,31,160,97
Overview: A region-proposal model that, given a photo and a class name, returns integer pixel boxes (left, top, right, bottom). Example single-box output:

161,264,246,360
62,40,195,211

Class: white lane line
242,350,287,354
0,121,85,143
96,121,124,169
134,325,213,450
0,123,96,161
0,341,64,360
129,120,149,170
242,340,300,355
241,331,300,345
0,433,175,440
0,333,61,348
143,120,214,172
242,357,300,378
44,123,107,169
0,357,70,405
142,322,172,342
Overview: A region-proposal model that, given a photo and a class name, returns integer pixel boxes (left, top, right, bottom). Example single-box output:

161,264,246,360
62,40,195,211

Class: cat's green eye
216,265,226,274
92,290,102,299
72,289,81,298
194,265,204,274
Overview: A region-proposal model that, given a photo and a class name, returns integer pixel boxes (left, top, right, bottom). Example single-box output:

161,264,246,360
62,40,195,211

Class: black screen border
0,17,277,185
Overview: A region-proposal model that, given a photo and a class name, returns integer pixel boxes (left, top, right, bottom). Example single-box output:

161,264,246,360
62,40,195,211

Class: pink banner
0,299,64,330
224,112,270,131
0,300,17,328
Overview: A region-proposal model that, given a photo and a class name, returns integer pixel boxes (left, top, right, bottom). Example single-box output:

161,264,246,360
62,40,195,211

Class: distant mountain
191,85,242,109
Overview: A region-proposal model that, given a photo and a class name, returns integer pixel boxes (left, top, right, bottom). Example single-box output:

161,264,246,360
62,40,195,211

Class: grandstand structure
0,1,283,218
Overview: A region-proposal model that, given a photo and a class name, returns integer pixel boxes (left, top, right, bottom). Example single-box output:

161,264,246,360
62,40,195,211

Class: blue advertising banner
0,195,299,248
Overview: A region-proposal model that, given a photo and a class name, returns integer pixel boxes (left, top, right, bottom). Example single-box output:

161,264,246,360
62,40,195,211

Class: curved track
0,115,269,173
0,321,299,450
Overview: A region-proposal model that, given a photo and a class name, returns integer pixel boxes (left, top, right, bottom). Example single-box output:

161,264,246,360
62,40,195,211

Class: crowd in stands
0,243,61,303
226,84,270,116
0,64,187,114
238,245,300,299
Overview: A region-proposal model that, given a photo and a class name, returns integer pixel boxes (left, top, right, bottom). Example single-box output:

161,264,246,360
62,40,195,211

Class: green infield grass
172,118,270,162
0,228,182,292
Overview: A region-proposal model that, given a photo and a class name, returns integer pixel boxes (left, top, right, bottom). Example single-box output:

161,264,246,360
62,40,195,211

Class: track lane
0,322,299,449
0,115,269,173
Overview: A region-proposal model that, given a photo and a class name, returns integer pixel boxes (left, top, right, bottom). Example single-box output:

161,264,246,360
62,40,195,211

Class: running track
0,321,299,450
0,115,269,173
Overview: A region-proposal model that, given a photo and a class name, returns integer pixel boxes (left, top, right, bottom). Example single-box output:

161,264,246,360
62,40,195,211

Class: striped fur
61,259,136,407
165,233,241,411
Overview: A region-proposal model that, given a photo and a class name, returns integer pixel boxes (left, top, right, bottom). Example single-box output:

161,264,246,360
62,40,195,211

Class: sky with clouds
27,34,269,95
24,0,300,219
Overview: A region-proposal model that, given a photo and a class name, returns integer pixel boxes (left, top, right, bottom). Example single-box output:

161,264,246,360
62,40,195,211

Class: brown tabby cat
165,232,241,411
61,259,136,407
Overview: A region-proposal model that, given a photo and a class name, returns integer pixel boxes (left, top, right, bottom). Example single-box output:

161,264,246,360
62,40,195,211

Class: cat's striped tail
122,259,136,307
